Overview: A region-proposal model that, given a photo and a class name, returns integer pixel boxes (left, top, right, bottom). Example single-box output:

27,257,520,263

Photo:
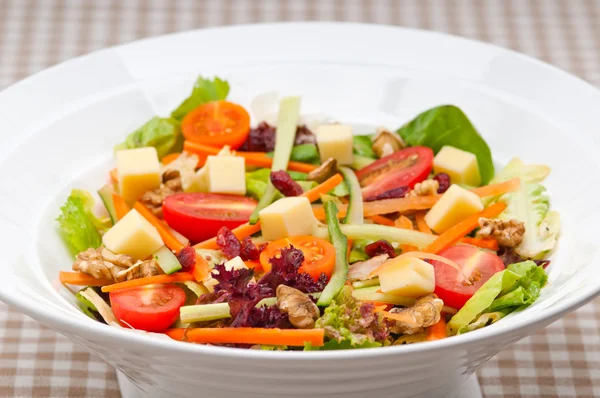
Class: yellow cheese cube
379,256,435,297
434,146,481,186
258,197,318,241
205,155,246,195
315,124,354,165
425,184,483,233
116,147,161,203
224,256,247,271
102,209,164,260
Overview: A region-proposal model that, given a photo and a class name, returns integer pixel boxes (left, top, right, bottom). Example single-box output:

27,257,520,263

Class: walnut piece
73,247,134,281
372,128,405,158
115,260,162,282
408,179,439,197
139,169,183,217
388,294,444,335
306,157,338,183
276,285,320,329
477,217,525,248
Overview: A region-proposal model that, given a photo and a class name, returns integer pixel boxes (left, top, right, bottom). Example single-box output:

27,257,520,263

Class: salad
57,76,559,350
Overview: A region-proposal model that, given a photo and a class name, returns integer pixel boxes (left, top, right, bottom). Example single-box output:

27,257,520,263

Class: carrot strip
394,215,418,252
101,273,195,293
183,141,318,173
459,237,499,251
112,193,130,221
161,152,181,165
415,211,433,234
423,202,507,254
109,168,118,184
471,178,520,197
194,174,343,250
244,260,262,271
370,215,395,227
59,271,112,287
426,317,448,341
164,327,324,347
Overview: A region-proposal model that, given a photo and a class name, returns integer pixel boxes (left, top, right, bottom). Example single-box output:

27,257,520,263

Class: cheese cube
434,146,481,186
259,197,318,241
224,256,247,271
315,124,354,165
205,155,246,195
379,256,435,297
116,147,161,203
102,209,163,260
425,184,483,233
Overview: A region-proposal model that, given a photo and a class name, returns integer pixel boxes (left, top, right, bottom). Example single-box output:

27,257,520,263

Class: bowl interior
1,23,600,353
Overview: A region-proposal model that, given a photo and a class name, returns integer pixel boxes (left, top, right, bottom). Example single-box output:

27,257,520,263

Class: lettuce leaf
171,76,230,121
396,105,494,184
57,190,103,256
70,189,111,233
267,144,321,165
353,135,376,158
447,261,547,335
245,168,312,201
456,310,509,335
115,117,182,159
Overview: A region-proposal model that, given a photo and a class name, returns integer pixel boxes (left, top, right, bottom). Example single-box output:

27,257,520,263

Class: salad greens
57,190,103,256
397,105,495,185
267,144,321,165
171,76,230,121
115,117,182,159
352,135,377,158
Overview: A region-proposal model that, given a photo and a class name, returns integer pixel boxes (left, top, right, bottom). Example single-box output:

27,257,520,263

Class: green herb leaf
171,76,230,121
397,105,494,184
57,191,103,256
115,117,182,159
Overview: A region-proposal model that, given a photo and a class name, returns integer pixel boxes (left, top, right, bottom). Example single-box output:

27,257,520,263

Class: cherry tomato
260,236,336,281
163,193,257,243
356,146,433,200
182,101,251,149
431,245,505,310
109,284,186,332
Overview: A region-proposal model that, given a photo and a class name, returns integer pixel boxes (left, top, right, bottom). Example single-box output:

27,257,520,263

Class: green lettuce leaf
245,168,312,201
447,261,546,335
115,117,182,159
171,76,230,121
348,239,371,263
456,310,509,335
70,189,111,233
396,105,494,185
353,135,376,158
268,144,321,165
57,191,103,256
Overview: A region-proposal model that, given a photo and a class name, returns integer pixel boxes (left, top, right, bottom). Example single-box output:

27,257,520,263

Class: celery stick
339,167,363,225
351,285,416,306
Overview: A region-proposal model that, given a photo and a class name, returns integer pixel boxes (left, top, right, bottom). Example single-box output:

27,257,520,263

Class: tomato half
110,284,186,332
182,101,251,149
163,193,257,243
432,245,505,309
260,236,336,281
356,146,433,200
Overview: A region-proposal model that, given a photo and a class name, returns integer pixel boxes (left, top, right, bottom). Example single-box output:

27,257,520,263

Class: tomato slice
182,101,251,150
356,146,433,200
259,236,336,281
431,245,505,309
163,193,257,243
109,284,186,332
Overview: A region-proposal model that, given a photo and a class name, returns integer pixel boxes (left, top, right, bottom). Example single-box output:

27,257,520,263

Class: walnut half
276,285,320,329
408,179,439,197
139,169,183,218
477,217,525,248
388,294,444,335
73,247,134,281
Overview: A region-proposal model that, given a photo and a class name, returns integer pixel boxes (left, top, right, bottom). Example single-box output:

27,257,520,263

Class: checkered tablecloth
1,1,599,397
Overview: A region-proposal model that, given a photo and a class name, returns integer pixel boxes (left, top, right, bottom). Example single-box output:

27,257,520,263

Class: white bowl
1,22,600,398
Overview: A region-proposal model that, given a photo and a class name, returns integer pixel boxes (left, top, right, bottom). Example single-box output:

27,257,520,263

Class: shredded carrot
194,174,343,250
471,178,520,197
59,271,112,286
244,260,262,271
459,237,499,251
112,193,130,221
101,273,195,293
370,215,395,226
161,152,181,165
164,327,324,347
426,317,448,341
415,211,433,234
423,202,507,255
370,302,393,312
183,141,318,173
109,168,118,184
395,215,414,229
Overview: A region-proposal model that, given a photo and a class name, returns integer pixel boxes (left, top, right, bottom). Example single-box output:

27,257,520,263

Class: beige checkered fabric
0,1,599,397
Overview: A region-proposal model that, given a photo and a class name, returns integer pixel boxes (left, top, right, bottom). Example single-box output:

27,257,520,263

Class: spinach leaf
115,117,182,159
171,76,230,121
396,105,494,184
352,135,376,158
266,144,321,165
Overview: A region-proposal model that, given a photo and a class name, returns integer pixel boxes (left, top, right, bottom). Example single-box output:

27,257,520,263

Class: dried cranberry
240,237,260,261
365,240,396,259
364,186,410,202
176,246,196,272
270,170,303,197
294,125,316,145
433,173,451,194
239,122,276,152
216,226,241,259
